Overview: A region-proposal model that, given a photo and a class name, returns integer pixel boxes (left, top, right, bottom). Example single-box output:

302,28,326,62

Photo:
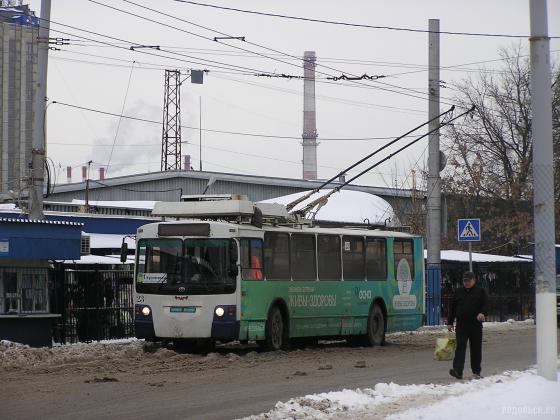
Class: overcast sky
24,0,560,189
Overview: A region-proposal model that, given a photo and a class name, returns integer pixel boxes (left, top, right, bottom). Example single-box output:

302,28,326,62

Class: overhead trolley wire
92,0,457,106
39,18,283,76
173,0,560,39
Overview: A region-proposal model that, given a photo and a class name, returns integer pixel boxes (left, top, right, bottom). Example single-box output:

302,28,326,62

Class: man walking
447,271,489,379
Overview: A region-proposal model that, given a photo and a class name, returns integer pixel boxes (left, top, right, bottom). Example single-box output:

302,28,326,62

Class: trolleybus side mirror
120,241,128,263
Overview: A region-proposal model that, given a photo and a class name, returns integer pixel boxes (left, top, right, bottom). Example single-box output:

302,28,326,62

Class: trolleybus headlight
215,307,225,317
141,306,151,316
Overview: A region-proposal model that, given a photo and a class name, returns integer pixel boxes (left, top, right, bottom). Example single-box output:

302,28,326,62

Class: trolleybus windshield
136,238,237,295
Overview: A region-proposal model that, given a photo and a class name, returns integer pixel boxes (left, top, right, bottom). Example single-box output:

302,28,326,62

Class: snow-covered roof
84,233,136,249
260,189,397,226
60,255,135,265
70,199,157,210
426,250,532,263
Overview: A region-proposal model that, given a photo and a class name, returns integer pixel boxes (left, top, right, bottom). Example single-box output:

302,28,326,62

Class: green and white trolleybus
133,194,424,351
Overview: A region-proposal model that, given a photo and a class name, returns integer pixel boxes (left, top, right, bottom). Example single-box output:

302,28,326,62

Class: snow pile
0,340,29,349
392,370,559,420
0,338,145,371
244,366,559,420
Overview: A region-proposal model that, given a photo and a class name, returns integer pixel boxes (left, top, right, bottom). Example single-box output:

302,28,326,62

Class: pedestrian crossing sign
457,219,481,242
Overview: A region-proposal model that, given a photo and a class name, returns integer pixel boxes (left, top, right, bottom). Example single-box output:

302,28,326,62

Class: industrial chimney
302,51,318,180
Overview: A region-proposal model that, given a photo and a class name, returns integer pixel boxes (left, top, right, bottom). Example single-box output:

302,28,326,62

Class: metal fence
441,292,534,323
51,269,135,344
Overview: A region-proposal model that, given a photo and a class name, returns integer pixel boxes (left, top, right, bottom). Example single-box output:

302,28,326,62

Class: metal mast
302,51,318,180
161,69,182,171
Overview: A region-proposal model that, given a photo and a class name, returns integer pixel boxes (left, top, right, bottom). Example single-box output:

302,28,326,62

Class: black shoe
472,373,482,379
449,369,463,379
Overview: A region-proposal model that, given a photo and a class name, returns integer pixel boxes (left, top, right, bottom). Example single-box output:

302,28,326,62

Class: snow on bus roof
260,189,397,226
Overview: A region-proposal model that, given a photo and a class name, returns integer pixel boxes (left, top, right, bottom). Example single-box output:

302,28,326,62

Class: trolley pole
29,0,51,220
426,19,442,325
529,0,557,381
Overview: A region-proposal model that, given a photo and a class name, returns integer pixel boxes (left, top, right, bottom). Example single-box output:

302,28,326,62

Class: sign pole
458,218,480,273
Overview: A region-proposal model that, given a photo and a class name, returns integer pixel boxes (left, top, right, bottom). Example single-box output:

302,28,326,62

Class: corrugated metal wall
45,172,415,223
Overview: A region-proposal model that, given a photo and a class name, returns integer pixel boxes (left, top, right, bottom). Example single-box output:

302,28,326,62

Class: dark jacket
447,285,489,326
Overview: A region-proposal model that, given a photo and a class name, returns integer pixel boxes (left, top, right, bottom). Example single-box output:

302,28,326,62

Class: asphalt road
1,325,555,420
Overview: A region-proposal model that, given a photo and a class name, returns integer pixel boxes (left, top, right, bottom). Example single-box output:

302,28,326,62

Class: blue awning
0,218,83,260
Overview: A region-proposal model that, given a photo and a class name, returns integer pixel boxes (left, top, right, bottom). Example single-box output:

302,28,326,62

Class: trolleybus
132,195,424,351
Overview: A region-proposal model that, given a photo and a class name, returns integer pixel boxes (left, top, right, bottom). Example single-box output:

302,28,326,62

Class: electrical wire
90,0,458,106
173,1,560,39
49,50,428,115
40,19,280,76
106,60,135,175
50,100,425,141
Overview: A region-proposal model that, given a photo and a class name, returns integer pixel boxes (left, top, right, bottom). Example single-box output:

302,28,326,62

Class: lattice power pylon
161,69,182,171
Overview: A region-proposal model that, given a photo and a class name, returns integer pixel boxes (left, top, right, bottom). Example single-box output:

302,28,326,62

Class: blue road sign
457,218,481,242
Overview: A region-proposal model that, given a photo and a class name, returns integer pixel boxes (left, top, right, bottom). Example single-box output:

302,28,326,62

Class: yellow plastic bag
434,337,456,361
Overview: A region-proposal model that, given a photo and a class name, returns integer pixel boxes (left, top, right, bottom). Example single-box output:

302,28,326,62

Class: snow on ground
244,364,560,420
387,318,534,338
0,319,534,371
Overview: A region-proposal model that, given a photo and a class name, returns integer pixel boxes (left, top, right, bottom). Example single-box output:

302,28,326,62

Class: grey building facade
0,3,38,201
44,170,420,223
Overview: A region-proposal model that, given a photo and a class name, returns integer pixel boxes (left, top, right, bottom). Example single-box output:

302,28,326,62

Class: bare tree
442,45,560,250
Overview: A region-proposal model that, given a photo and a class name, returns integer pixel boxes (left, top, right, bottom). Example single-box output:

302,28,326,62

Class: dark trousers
453,321,483,375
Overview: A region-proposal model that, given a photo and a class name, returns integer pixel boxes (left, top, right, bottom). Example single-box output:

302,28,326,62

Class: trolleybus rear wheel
367,304,386,346
265,306,287,351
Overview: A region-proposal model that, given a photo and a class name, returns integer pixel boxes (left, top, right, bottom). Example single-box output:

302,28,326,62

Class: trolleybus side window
393,239,414,280
342,236,365,281
240,238,264,280
366,238,387,281
317,234,341,281
291,234,317,281
264,232,290,280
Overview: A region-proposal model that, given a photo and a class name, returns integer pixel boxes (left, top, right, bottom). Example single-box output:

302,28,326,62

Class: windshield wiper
155,273,168,293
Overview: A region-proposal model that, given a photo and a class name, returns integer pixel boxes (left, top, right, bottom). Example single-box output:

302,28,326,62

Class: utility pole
199,96,202,171
28,0,51,220
529,0,557,381
426,19,441,326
